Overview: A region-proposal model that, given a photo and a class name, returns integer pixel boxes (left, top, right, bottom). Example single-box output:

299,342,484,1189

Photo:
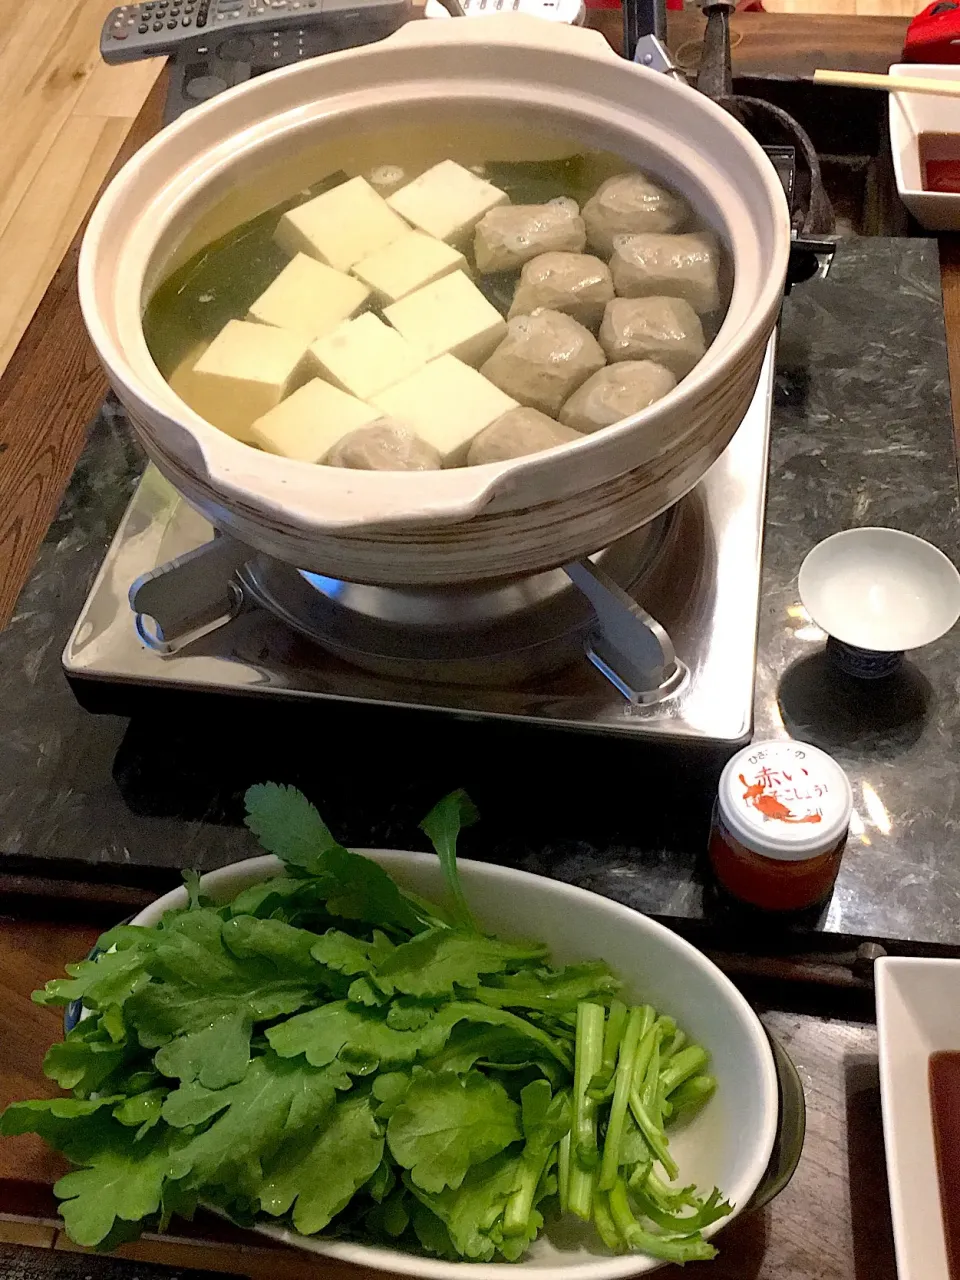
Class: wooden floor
0,0,925,384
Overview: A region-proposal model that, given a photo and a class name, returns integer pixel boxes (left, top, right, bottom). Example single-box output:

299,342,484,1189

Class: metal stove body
63,342,775,747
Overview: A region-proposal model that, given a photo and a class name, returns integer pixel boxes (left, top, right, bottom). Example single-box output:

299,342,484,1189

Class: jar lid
717,740,853,862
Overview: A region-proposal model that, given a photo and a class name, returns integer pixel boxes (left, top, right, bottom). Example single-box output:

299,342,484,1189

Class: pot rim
79,15,790,532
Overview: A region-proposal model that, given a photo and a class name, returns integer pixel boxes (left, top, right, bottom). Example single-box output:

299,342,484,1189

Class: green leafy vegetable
2,783,730,1266
387,1070,521,1192
419,789,479,931
372,928,547,1000
243,782,336,872
259,1094,384,1234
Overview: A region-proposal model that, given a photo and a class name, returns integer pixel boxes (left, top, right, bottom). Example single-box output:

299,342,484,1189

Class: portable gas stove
63,344,774,746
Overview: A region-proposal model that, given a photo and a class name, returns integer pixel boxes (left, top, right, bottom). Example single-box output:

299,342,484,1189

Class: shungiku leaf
258,1093,384,1235
244,782,336,871
387,1069,522,1193
419,790,480,931
372,929,548,1000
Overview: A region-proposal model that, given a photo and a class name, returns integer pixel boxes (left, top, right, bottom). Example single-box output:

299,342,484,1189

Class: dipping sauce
919,132,960,195
929,1050,960,1278
708,740,853,911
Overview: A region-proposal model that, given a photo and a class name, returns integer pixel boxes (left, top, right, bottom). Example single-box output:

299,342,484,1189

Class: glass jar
708,739,853,911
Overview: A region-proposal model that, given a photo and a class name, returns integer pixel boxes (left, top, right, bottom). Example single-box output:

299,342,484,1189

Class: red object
925,158,960,192
903,0,960,64
708,815,845,911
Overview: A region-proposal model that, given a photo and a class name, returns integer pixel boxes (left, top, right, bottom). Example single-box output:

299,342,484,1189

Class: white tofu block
309,313,426,400
352,230,466,303
383,271,506,367
274,176,408,272
248,378,380,463
371,355,517,466
387,160,509,244
247,253,371,341
189,319,311,441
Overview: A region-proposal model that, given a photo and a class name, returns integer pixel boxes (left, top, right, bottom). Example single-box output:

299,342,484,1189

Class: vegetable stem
592,1188,622,1251
627,1085,679,1181
558,1131,571,1214
598,1006,644,1192
568,1001,605,1219
608,1179,717,1264
660,1045,709,1097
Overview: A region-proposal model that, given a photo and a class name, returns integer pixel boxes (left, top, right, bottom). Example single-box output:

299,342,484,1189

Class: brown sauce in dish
919,132,960,195
929,1050,960,1277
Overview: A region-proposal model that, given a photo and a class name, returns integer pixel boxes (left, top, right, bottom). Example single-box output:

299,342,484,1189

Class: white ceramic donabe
889,62,960,232
798,527,960,652
131,850,779,1278
876,956,960,1280
79,15,790,585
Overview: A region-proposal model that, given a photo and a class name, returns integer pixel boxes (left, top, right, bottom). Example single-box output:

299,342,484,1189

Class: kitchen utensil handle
563,558,685,704
696,0,735,100
129,535,250,654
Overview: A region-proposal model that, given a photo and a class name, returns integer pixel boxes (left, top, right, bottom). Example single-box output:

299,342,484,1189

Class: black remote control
101,0,407,64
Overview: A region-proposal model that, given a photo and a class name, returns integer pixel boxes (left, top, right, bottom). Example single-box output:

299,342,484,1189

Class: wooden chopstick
814,69,960,97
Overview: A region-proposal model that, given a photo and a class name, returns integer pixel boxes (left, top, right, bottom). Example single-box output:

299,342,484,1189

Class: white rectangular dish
876,956,960,1280
889,62,960,231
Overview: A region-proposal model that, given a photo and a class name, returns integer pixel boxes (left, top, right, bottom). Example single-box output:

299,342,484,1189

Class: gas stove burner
64,341,775,746
236,515,677,687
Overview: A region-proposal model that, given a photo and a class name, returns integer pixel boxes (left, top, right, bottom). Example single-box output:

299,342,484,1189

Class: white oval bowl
130,849,779,1278
79,15,790,585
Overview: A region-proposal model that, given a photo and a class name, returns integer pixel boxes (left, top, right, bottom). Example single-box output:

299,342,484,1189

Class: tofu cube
371,355,517,466
275,176,408,272
189,319,311,441
309,313,426,400
248,253,370,341
388,160,509,244
352,230,466,303
248,378,380,463
383,271,506,367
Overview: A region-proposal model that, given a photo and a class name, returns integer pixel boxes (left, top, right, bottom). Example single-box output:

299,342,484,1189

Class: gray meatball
559,361,676,434
599,297,706,378
610,232,722,315
582,173,690,255
508,252,614,331
326,420,442,471
480,310,606,416
467,407,582,465
473,203,586,274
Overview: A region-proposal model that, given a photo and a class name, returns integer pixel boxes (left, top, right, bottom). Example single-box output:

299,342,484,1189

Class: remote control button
167,19,177,26
153,19,163,27
138,22,149,30
186,73,227,98
112,27,129,36
181,15,191,22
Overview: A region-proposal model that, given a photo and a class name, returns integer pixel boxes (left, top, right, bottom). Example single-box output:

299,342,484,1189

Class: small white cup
798,527,960,679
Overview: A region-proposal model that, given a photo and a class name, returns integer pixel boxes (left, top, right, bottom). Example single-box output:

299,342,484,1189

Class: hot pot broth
143,117,729,472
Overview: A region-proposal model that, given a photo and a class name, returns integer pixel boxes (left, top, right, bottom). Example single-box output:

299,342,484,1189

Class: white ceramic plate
129,850,780,1279
876,956,960,1280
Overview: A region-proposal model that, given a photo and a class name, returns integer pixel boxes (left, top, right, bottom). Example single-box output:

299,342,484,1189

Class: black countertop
2,238,958,952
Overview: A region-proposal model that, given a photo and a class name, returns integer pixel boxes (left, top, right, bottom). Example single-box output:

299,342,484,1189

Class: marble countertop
1,237,958,951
